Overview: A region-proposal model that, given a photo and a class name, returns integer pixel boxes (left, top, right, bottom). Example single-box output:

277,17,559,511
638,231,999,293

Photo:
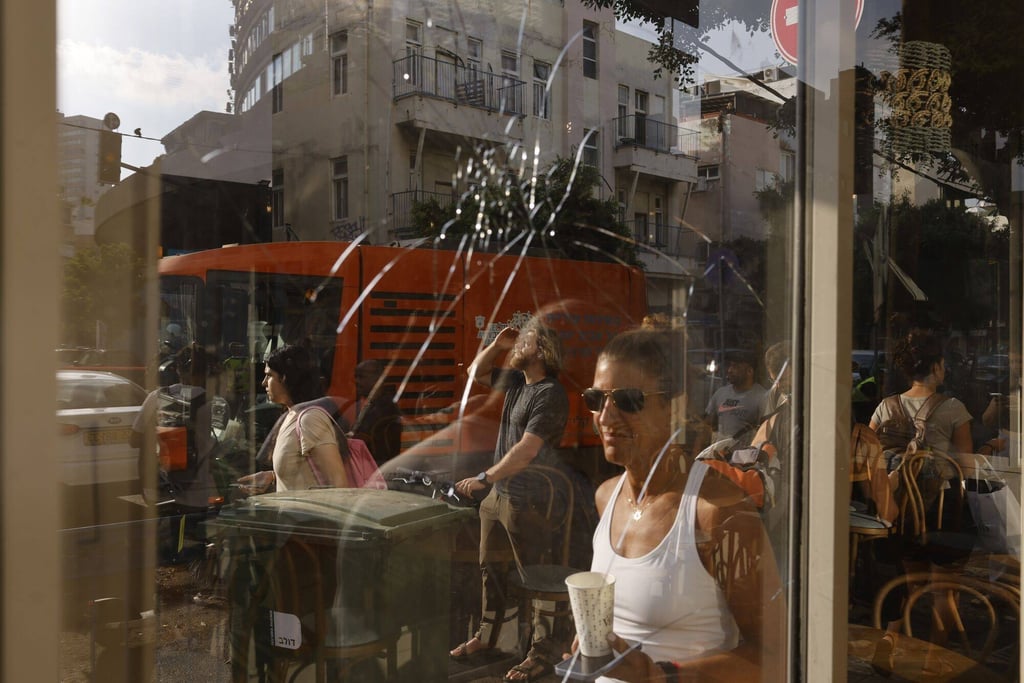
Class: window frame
582,20,598,79
330,30,348,96
331,156,349,221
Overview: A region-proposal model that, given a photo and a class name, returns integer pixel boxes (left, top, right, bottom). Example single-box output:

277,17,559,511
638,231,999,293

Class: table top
848,624,1007,682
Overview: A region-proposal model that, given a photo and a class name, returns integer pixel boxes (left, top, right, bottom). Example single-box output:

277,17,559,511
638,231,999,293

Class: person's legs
503,490,570,681
451,490,516,658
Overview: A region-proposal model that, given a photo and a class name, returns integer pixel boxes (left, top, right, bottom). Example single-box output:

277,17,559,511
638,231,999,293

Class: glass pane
51,1,817,681
846,0,1023,680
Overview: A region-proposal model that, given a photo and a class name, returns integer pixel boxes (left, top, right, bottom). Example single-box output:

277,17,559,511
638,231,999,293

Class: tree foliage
411,156,637,264
62,243,146,348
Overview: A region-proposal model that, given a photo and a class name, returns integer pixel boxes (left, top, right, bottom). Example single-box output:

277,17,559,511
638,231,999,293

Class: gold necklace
625,494,652,521
625,468,683,521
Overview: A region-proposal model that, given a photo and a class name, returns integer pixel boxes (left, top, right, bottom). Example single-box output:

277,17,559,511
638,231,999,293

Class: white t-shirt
272,408,339,491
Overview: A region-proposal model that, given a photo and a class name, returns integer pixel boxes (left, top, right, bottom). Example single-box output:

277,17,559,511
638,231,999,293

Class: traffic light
98,129,122,184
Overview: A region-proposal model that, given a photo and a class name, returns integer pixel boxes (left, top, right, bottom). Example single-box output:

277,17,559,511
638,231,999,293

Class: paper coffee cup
565,571,615,657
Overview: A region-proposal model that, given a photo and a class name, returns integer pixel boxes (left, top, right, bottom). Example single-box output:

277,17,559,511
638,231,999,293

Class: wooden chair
848,425,896,578
506,465,578,655
872,570,1019,666
266,537,398,683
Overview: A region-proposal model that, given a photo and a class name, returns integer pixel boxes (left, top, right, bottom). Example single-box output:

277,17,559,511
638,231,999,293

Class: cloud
58,39,226,110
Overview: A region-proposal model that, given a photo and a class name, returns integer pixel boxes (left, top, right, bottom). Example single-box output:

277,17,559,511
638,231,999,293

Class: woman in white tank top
575,329,785,682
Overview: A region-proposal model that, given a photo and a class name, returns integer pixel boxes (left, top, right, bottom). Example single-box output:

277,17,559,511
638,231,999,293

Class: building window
582,21,597,79
405,20,422,86
653,195,666,245
617,85,629,138
533,60,550,119
271,52,283,113
755,168,775,191
332,156,348,220
271,168,284,227
582,130,598,167
331,31,348,96
780,150,795,182
634,212,649,244
634,89,648,143
467,37,482,76
698,164,720,180
501,51,519,77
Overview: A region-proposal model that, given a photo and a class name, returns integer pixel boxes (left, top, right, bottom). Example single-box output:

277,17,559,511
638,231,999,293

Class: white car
56,370,147,491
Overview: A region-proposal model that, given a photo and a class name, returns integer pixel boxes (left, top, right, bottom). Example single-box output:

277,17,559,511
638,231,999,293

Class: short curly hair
892,328,944,382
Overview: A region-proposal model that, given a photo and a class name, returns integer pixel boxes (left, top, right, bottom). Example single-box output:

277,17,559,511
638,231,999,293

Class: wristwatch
476,471,491,485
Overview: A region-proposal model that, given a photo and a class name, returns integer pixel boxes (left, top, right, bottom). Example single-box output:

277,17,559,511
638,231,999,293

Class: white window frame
582,130,599,167
331,31,348,96
331,156,349,221
405,20,423,86
533,60,550,119
270,52,283,113
467,37,482,77
582,21,598,79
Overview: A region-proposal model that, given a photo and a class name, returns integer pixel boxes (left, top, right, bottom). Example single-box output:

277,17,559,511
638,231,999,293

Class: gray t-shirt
705,383,769,445
871,394,973,455
492,370,569,498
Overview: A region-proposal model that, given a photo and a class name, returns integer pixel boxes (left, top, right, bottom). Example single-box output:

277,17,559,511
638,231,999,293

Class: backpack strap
883,394,909,421
906,393,948,455
294,405,349,487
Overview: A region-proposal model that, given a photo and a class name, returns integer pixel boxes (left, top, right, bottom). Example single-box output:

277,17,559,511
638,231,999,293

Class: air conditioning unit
762,67,779,82
694,178,708,192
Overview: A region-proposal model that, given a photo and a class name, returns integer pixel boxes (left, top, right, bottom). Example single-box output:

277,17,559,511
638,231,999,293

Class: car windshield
57,376,146,410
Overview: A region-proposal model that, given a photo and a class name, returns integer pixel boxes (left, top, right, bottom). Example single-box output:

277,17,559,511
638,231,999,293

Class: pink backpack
295,405,387,490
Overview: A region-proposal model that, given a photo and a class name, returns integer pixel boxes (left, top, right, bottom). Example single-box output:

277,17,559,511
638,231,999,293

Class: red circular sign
771,0,864,65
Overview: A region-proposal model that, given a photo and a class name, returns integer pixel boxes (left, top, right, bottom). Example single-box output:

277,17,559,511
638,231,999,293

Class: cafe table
848,624,1008,682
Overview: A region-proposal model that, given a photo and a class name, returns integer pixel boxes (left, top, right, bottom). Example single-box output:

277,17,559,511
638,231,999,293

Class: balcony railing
613,115,699,156
393,54,526,117
623,220,707,260
392,189,455,239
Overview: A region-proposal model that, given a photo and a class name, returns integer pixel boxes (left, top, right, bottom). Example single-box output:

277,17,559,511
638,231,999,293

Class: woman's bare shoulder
595,475,620,516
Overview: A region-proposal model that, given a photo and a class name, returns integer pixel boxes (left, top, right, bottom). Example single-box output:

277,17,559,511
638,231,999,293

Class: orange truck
158,242,647,472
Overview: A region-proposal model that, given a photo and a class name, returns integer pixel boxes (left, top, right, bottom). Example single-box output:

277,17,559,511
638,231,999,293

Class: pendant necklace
625,494,652,521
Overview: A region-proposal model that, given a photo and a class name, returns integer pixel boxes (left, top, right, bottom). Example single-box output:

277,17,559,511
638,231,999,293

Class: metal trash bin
209,488,473,682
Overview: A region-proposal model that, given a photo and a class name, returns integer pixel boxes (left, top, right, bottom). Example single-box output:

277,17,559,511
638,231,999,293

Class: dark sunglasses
582,388,667,414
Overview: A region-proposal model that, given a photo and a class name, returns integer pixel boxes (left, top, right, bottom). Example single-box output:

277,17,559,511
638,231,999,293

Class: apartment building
229,0,699,277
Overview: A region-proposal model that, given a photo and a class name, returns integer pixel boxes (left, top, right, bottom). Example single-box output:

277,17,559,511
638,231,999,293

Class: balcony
393,55,527,141
623,219,708,262
612,115,699,182
391,189,455,240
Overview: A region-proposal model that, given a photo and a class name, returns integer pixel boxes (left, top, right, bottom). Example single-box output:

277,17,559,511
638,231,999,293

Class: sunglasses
582,388,667,414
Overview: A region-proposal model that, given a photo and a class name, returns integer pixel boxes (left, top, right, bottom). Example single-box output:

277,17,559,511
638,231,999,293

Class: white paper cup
565,571,616,657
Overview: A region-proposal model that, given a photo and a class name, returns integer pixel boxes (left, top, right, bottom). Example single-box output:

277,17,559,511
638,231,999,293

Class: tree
411,156,638,264
62,243,146,349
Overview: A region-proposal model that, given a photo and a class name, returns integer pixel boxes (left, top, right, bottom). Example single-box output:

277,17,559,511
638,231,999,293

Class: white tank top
591,462,740,673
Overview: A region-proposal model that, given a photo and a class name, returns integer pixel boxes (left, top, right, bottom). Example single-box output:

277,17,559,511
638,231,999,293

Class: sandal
503,654,554,683
870,632,896,678
449,638,496,661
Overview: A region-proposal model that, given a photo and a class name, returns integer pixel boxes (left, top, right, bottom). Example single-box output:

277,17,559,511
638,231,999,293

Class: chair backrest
896,450,965,541
517,464,575,567
872,570,1019,664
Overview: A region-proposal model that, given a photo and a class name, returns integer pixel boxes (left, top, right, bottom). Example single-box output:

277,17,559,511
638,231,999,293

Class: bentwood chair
872,571,1019,667
506,465,579,655
266,537,398,683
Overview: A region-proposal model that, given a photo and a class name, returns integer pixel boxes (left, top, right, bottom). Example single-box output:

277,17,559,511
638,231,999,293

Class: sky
57,0,234,170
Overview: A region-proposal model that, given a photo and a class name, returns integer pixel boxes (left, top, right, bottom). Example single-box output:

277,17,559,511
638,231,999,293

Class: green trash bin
210,488,473,682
